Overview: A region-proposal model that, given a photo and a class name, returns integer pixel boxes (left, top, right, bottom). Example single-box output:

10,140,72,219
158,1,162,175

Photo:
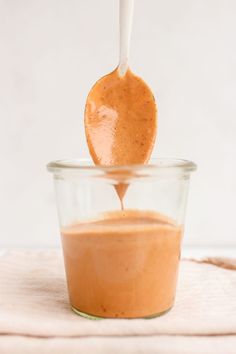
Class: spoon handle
118,0,134,77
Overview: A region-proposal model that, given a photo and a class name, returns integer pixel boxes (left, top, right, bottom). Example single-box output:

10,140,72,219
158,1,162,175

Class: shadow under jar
47,158,196,319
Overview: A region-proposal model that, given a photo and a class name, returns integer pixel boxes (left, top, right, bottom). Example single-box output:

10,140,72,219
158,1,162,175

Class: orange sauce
61,210,182,318
85,68,157,166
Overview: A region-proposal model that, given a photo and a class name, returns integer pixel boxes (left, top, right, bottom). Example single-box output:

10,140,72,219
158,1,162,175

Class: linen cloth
0,250,235,354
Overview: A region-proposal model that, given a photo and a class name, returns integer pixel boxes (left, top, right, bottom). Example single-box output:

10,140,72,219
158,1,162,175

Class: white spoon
118,0,134,77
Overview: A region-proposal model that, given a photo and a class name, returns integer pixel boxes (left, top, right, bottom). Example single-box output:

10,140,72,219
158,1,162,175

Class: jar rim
47,158,197,174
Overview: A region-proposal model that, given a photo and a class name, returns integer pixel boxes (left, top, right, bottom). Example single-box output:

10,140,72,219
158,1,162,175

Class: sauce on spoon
85,67,157,166
84,67,157,206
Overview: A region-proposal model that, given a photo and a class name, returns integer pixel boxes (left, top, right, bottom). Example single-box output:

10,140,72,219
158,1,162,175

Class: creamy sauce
61,210,182,318
85,67,157,205
85,68,157,166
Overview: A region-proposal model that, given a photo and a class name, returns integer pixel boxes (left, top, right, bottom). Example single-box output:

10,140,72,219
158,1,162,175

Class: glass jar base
71,306,172,320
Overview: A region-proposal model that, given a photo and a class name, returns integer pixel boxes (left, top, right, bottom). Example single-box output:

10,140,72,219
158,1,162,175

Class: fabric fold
0,250,235,353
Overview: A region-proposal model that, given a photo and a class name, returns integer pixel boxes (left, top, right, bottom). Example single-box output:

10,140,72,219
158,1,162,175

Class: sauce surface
61,210,182,318
85,68,157,165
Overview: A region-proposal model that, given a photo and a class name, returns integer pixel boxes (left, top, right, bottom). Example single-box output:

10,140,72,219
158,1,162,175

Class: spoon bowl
85,68,157,166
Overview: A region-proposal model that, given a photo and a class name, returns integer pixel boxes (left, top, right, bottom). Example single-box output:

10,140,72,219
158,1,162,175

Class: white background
0,0,235,248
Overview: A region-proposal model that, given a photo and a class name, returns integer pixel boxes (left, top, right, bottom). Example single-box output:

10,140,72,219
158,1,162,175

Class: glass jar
47,158,196,319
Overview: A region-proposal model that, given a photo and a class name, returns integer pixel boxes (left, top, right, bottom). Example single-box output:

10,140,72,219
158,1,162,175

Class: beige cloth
0,250,236,354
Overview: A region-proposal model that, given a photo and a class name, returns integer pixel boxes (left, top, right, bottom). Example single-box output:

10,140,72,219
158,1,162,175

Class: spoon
84,0,157,203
